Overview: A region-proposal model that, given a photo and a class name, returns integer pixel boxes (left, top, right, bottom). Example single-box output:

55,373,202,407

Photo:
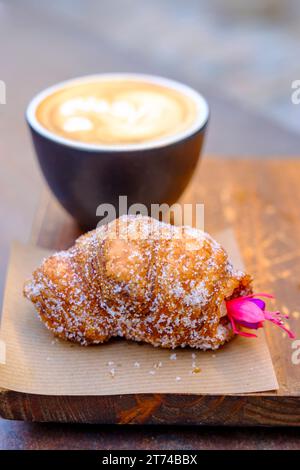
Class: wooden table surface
1,0,300,450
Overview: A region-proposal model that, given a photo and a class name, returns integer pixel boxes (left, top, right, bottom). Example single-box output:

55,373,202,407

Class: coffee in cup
35,77,199,147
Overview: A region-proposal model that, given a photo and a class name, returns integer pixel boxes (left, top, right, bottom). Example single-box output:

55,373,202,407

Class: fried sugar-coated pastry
24,215,252,350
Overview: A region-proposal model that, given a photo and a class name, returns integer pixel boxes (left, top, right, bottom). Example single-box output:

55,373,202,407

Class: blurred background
0,0,300,297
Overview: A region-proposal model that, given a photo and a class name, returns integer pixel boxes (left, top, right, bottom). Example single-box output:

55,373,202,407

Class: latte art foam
36,79,199,146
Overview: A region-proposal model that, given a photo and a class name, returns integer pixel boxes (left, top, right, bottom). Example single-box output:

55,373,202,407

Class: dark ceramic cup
26,74,209,229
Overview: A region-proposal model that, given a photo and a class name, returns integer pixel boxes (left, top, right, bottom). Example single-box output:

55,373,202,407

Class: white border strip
26,73,209,152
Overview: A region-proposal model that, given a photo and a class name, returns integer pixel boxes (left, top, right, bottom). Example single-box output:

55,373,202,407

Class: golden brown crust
24,216,252,349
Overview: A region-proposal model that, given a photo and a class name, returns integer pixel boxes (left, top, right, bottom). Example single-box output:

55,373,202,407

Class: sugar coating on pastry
24,215,252,350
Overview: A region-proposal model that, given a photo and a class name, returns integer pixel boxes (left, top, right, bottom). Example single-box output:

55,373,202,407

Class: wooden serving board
0,158,300,425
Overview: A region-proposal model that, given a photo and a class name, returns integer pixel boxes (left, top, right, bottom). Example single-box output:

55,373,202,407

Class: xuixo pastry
24,215,294,350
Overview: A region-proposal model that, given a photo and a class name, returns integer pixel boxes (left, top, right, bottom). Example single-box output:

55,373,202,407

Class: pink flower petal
247,293,275,299
226,298,265,323
236,292,274,303
229,315,257,338
237,320,263,329
248,298,265,310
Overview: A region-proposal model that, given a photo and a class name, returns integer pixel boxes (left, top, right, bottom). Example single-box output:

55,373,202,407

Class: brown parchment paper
0,230,278,395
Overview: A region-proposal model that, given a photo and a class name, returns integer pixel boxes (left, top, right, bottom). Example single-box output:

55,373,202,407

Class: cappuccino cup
26,74,209,228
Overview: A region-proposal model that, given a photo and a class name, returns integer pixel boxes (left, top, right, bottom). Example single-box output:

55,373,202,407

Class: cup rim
26,73,209,152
